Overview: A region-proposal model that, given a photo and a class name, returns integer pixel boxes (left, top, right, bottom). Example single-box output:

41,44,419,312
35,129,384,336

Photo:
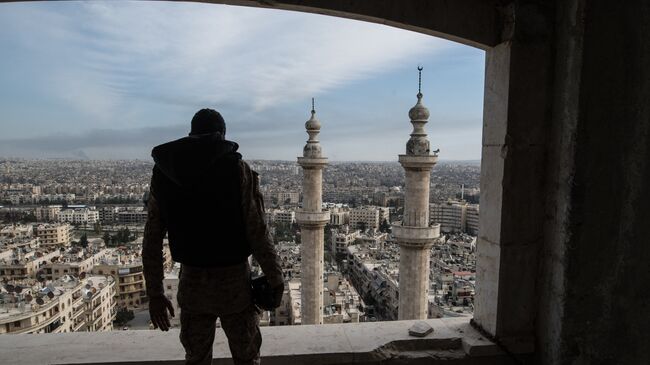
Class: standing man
142,109,284,365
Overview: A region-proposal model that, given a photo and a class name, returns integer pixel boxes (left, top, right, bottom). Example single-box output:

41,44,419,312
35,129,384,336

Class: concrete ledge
0,318,521,365
398,155,438,169
295,211,330,226
393,225,441,243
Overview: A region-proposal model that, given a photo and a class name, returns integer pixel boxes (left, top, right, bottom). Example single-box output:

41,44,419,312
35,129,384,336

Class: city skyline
0,1,485,161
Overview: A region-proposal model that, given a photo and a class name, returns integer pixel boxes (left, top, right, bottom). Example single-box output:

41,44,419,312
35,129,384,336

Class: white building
350,206,383,230
58,208,99,225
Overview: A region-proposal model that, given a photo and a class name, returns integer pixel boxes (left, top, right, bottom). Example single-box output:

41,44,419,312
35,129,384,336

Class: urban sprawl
0,158,479,333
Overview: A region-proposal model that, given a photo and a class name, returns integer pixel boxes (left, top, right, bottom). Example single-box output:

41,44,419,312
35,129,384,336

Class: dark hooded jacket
150,134,251,267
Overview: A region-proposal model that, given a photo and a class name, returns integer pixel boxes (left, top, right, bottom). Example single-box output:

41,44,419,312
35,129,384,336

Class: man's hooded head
190,108,226,138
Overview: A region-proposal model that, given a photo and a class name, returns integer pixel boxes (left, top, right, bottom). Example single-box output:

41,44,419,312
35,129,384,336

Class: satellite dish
98,283,105,289
87,280,93,287
79,272,86,279
85,291,93,299
85,284,91,290
47,292,54,299
91,287,97,294
37,275,46,283
6,284,14,293
24,294,33,302
36,297,44,305
15,286,22,294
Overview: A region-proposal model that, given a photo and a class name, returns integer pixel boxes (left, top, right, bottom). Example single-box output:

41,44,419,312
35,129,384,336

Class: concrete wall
539,0,650,363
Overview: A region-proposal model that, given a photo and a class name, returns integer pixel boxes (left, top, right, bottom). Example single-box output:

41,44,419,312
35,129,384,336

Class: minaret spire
394,66,441,320
297,99,329,325
417,65,423,97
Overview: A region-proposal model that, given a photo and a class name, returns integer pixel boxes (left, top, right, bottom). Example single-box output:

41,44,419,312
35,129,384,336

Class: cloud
1,2,449,120
0,1,483,160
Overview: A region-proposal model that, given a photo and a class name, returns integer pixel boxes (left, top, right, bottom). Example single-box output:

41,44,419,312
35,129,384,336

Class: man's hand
272,282,284,309
149,295,175,331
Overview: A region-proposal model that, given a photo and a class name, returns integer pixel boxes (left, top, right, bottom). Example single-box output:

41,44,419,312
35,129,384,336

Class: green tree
22,213,37,223
102,232,112,247
379,219,391,233
79,233,89,248
93,222,102,235
114,308,134,326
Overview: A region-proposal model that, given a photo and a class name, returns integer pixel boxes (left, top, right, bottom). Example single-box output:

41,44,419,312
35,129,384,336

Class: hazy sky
0,1,485,161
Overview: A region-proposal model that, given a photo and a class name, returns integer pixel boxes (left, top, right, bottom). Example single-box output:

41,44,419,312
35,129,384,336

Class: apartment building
429,200,480,235
92,261,146,309
328,207,350,226
43,248,113,280
465,205,479,235
34,223,71,246
34,205,62,222
0,224,33,239
349,206,388,230
330,228,360,256
0,248,60,281
266,209,296,225
57,208,99,225
0,275,116,334
117,209,147,225
98,207,119,224
276,191,300,205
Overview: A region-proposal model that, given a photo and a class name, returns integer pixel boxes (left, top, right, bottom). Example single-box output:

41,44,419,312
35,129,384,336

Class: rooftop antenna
311,97,315,114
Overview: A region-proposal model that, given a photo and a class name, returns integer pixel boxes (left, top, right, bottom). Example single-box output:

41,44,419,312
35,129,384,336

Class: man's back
142,109,284,365
150,134,250,267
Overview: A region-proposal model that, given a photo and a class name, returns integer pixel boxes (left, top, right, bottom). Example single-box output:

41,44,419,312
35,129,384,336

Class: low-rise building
0,224,33,239
0,247,61,281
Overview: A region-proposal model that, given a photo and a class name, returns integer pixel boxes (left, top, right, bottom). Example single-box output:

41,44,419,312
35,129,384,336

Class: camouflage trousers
177,263,262,365
180,304,262,365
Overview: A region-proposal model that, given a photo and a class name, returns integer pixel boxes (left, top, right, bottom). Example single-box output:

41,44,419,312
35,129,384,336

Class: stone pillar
394,75,440,320
296,102,329,325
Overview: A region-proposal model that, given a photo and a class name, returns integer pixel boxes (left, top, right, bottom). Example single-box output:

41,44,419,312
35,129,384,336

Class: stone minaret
296,99,329,325
393,67,441,320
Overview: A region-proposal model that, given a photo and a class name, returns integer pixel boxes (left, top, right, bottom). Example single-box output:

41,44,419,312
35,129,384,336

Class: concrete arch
3,0,502,49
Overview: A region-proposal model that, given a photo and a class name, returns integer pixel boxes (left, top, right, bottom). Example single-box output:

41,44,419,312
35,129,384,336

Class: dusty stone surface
0,318,511,365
